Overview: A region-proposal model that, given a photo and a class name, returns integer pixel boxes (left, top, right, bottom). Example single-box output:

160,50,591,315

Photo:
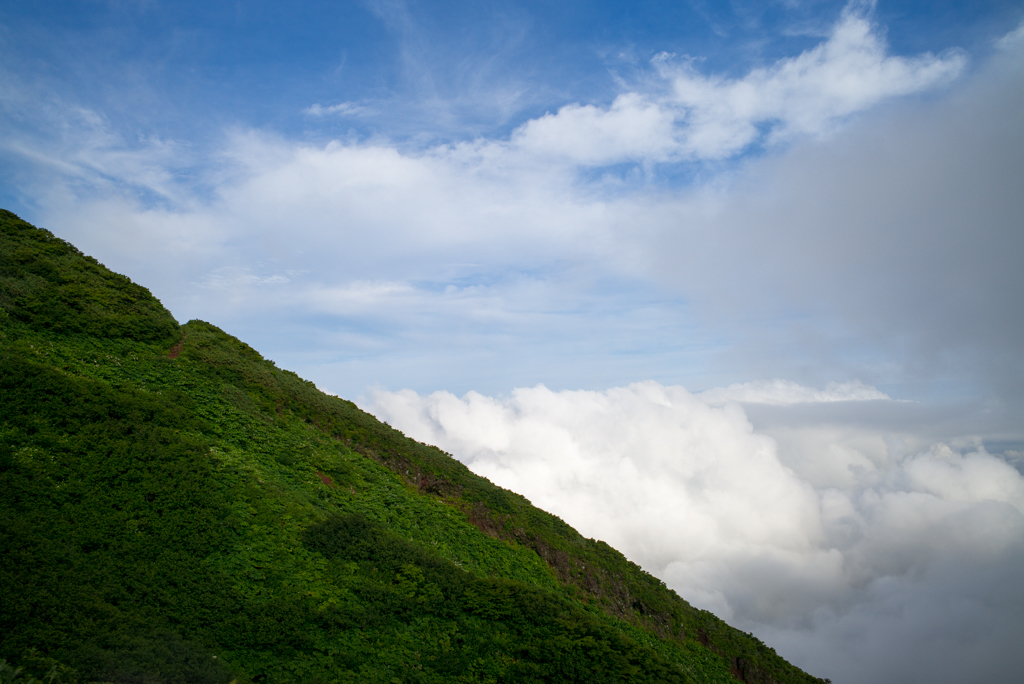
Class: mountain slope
0,210,827,684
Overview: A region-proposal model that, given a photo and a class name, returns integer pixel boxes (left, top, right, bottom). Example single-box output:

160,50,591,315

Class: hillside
0,209,828,684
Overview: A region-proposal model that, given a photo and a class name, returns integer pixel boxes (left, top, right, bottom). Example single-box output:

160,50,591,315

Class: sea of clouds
367,380,1024,683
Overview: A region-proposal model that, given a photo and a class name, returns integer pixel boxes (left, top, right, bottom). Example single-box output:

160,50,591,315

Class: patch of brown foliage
167,336,185,359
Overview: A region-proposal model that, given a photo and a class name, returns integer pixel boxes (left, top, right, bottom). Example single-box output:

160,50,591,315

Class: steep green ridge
0,210,827,684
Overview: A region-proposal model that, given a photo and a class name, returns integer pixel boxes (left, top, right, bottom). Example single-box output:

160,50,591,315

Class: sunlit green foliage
0,211,826,683
0,649,77,683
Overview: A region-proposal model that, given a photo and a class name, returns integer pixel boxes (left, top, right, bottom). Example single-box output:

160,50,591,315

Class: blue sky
1,1,1014,138
2,2,1024,682
2,0,1021,402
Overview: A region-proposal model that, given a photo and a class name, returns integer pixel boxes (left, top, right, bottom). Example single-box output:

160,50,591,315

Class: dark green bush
0,210,178,344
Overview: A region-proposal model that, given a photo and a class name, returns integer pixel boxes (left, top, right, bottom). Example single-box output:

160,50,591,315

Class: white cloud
655,4,966,159
198,266,291,289
995,19,1024,50
510,92,678,165
503,3,966,166
367,380,1024,682
699,379,889,405
370,381,823,565
6,2,976,288
303,102,369,117
903,444,1024,512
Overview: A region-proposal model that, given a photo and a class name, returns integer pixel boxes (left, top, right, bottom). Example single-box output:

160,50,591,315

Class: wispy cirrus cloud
698,379,890,405
303,101,371,117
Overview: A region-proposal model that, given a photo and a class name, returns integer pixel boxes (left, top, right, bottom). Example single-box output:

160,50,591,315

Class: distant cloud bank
698,379,890,405
367,380,1024,684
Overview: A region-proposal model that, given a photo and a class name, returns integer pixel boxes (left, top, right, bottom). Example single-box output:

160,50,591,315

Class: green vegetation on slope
0,210,827,684
0,212,177,345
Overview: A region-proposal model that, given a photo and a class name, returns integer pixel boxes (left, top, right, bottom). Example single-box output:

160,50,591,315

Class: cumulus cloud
367,381,1024,683
510,93,678,165
654,2,966,158
505,3,965,165
369,382,822,567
